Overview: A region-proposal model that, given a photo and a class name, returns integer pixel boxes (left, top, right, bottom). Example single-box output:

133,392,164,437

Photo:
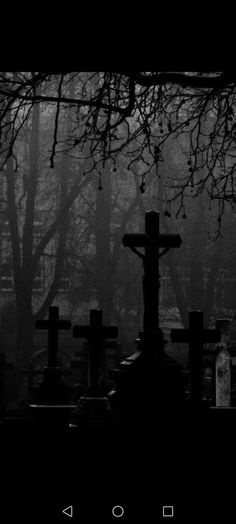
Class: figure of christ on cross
109,211,184,423
123,210,181,336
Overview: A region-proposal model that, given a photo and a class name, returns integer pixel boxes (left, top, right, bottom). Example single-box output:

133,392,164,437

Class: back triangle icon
62,505,73,518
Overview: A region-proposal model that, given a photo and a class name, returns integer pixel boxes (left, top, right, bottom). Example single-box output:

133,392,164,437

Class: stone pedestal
29,368,75,427
32,367,70,403
109,329,185,426
28,404,76,427
72,395,111,428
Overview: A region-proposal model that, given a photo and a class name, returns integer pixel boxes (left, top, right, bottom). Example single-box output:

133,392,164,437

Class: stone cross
123,211,181,333
73,309,118,390
215,318,231,407
35,306,71,368
171,311,221,404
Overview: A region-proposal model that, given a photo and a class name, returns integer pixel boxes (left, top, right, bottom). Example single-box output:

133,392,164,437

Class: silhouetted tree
1,72,236,221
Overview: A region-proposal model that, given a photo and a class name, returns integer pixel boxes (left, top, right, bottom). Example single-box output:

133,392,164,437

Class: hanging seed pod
140,182,145,194
182,213,187,219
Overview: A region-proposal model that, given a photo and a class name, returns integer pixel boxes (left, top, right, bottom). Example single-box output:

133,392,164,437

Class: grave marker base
110,330,185,426
72,396,111,428
28,404,77,427
32,367,70,403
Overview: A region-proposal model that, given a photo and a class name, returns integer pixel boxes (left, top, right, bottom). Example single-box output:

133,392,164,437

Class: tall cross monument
110,211,184,425
123,210,181,345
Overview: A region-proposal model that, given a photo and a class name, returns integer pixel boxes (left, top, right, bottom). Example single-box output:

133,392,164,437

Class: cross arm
123,233,182,249
35,319,71,329
122,234,145,248
158,234,182,248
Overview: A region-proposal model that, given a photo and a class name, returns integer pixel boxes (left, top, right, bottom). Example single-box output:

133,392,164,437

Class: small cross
35,306,71,368
73,309,118,390
171,311,221,404
123,210,181,333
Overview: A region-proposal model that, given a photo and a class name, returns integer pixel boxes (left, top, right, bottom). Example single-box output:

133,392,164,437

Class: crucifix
35,306,71,368
123,210,181,335
73,309,118,391
109,211,185,423
171,311,221,404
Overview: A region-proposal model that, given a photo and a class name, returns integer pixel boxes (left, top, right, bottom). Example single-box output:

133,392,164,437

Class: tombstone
215,318,231,407
72,309,118,426
35,306,71,368
73,309,118,394
171,311,221,409
32,306,71,403
29,306,75,427
109,210,185,425
25,346,72,398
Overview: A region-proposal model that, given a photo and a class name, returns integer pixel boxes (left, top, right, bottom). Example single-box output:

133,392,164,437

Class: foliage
1,72,236,224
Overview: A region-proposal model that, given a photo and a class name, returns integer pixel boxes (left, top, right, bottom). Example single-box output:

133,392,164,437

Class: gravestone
73,309,118,394
171,311,221,408
29,306,74,427
35,306,71,368
72,309,118,426
110,211,185,425
33,306,71,402
215,318,231,407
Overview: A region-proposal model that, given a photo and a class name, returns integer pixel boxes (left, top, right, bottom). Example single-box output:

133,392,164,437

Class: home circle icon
112,505,125,518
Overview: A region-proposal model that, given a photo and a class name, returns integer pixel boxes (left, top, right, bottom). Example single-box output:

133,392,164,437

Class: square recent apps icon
162,505,174,518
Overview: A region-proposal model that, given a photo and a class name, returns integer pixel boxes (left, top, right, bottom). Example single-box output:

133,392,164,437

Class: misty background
1,72,236,410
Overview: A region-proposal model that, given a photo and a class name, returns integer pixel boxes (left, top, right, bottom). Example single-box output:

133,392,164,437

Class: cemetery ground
1,310,236,523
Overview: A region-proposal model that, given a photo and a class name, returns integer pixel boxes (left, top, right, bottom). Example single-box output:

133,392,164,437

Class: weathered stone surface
215,346,231,407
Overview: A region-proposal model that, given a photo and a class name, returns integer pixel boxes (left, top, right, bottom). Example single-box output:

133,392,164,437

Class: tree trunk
15,290,34,367
18,102,39,364
95,165,113,323
188,217,205,310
